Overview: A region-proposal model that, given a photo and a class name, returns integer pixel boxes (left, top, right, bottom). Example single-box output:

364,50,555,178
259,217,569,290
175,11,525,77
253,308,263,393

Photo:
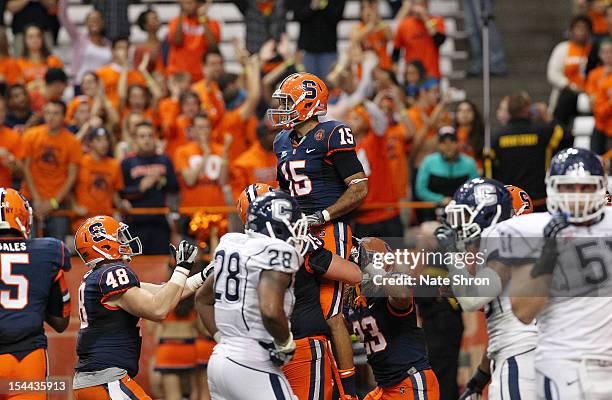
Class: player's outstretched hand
306,211,326,228
434,221,457,252
458,367,490,400
543,212,569,239
169,241,198,271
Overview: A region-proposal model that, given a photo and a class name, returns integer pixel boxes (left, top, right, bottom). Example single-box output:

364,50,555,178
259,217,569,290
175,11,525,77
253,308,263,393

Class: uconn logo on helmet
271,199,292,222
474,184,498,206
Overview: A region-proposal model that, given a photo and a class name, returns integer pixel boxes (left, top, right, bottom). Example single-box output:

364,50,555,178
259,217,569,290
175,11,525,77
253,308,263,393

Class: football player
269,72,368,398
234,184,362,400
0,188,71,400
501,148,612,400
345,237,439,400
440,181,537,400
72,215,201,400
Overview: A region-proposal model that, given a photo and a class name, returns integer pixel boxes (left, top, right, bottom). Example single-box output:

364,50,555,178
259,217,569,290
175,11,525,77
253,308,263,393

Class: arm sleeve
363,101,388,137
304,247,334,275
330,150,364,180
415,158,445,203
57,0,79,41
99,265,140,303
46,270,71,318
547,42,570,89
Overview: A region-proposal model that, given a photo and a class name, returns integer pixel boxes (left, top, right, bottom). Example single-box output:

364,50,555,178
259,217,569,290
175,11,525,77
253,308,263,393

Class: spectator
120,121,179,255
16,24,63,85
191,49,225,127
5,83,38,131
547,15,592,127
115,111,146,161
73,127,130,230
29,67,67,113
491,91,568,209
123,84,156,123
164,91,201,162
393,0,446,79
96,37,146,109
415,126,478,221
453,100,484,167
7,0,59,56
134,8,163,74
0,96,21,188
587,0,609,39
229,120,278,199
86,0,133,41
587,5,612,73
0,27,23,86
167,0,221,83
291,0,346,78
58,0,111,90
496,94,510,126
462,0,507,76
159,72,191,132
233,0,287,55
66,71,99,121
403,60,426,106
351,0,393,71
20,100,82,239
591,38,612,154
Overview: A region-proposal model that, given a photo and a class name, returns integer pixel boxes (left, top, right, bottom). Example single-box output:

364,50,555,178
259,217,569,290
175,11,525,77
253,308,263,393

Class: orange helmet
0,188,32,238
75,215,142,267
266,72,329,129
236,183,275,224
505,185,533,216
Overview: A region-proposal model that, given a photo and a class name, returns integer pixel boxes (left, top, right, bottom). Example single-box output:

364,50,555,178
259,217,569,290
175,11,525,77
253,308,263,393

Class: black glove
531,213,568,278
306,211,326,228
434,221,458,252
458,367,491,400
169,241,198,272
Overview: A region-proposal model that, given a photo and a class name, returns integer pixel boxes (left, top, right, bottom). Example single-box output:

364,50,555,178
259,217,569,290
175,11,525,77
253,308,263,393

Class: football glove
531,213,568,278
543,212,569,239
434,221,458,252
306,210,328,228
458,367,491,400
169,241,198,272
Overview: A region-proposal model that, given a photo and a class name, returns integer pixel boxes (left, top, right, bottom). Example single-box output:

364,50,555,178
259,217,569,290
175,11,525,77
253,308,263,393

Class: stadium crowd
0,0,610,399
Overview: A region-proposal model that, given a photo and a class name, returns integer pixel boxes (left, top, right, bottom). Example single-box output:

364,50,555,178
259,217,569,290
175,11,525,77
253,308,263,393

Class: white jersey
212,232,302,363
478,226,538,361
496,209,612,363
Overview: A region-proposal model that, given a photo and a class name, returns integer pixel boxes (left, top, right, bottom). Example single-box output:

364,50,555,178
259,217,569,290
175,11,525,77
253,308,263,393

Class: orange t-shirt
355,132,399,225
16,55,63,83
593,73,612,136
229,142,278,200
0,126,21,188
212,109,257,161
588,9,609,35
158,98,181,132
586,66,610,97
96,64,146,109
191,79,225,127
0,57,24,85
174,141,226,207
164,114,193,162
74,154,124,214
407,105,439,138
167,16,221,82
386,123,410,199
354,22,392,70
394,16,445,78
20,125,83,200
564,41,591,90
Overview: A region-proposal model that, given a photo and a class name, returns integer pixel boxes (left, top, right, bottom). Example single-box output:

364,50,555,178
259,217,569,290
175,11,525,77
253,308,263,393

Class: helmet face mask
76,216,142,268
267,92,300,129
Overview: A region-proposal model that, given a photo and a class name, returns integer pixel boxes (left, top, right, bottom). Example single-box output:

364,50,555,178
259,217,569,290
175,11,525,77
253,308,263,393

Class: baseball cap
438,126,457,141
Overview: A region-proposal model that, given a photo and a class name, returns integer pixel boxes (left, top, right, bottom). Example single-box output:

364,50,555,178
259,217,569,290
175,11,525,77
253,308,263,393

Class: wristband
186,271,205,291
274,332,294,350
169,267,189,287
322,209,331,222
213,331,222,343
50,198,59,210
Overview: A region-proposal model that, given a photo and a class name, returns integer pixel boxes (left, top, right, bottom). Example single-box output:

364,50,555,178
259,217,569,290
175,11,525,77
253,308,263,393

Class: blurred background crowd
0,0,610,398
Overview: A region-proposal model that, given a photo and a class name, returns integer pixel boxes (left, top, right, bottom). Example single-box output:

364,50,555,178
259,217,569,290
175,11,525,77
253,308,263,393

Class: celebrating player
269,72,368,398
345,237,439,400
438,180,538,399
72,215,201,400
501,148,612,400
0,188,71,400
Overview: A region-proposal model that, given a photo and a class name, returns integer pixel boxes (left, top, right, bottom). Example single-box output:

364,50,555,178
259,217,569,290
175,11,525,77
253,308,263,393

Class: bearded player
268,72,368,398
501,148,612,400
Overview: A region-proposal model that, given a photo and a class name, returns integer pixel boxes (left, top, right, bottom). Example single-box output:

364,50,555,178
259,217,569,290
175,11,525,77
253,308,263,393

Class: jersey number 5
0,253,30,310
281,160,312,197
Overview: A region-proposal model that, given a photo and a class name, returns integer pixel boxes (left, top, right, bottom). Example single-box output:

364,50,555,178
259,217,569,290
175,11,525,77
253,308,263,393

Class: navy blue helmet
445,178,513,241
546,148,607,223
246,191,309,255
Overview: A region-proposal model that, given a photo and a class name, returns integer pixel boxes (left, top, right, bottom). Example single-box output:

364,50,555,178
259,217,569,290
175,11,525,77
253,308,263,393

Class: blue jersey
346,297,430,387
76,262,142,377
0,238,71,355
274,120,359,215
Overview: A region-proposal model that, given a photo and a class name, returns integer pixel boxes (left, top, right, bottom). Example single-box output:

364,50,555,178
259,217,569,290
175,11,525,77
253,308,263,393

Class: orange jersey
229,142,277,200
20,125,83,200
74,154,124,214
386,123,410,199
354,22,393,70
564,41,591,90
586,66,610,96
0,57,24,85
0,126,21,188
174,141,226,207
16,55,63,83
593,72,612,136
212,108,257,161
588,8,609,35
394,16,445,78
167,16,221,82
355,132,399,224
96,64,146,109
158,98,181,132
164,114,193,162
191,79,225,127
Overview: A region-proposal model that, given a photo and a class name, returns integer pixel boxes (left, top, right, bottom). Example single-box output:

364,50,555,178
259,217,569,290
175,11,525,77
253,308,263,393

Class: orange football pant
73,376,151,400
283,336,332,400
0,349,47,400
364,369,439,400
